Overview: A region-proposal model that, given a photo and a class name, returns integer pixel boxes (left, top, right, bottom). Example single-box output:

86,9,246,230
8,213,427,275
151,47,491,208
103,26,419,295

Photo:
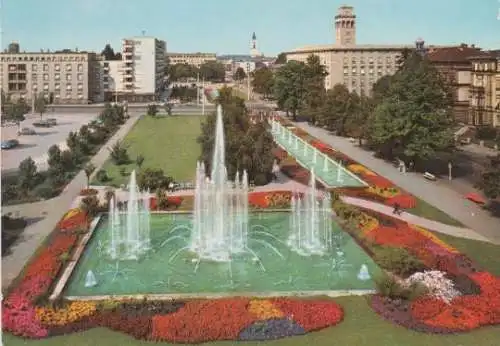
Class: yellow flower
348,164,376,176
36,301,97,326
248,299,284,320
360,216,379,236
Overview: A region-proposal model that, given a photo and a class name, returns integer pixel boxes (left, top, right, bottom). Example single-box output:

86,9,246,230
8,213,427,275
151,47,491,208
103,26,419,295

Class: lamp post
448,162,453,181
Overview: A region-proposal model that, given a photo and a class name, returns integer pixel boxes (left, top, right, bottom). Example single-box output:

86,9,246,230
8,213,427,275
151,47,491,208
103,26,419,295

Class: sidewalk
2,114,142,290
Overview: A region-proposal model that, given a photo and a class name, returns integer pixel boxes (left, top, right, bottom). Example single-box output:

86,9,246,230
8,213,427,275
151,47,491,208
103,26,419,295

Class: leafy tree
4,98,29,130
234,67,247,82
369,52,454,162
164,103,173,115
251,67,274,99
199,61,225,82
136,154,145,169
109,141,130,165
344,95,374,144
147,104,158,117
477,155,500,199
17,157,38,194
169,86,197,102
275,52,287,64
302,55,328,124
80,195,101,217
168,63,198,81
84,163,96,188
138,168,172,191
318,84,353,134
273,60,308,120
47,144,62,169
34,92,47,120
371,75,393,104
198,87,275,185
101,44,120,60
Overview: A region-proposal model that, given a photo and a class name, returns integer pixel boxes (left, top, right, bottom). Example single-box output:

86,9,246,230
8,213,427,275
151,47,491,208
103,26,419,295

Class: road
50,104,215,114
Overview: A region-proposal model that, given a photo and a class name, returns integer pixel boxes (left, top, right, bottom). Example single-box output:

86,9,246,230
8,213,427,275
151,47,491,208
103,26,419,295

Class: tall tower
250,32,261,58
335,6,356,46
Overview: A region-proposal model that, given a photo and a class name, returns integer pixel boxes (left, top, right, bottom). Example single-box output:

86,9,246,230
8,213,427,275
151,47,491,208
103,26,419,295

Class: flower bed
149,196,184,210
248,191,293,209
79,188,99,196
343,206,500,333
274,117,417,209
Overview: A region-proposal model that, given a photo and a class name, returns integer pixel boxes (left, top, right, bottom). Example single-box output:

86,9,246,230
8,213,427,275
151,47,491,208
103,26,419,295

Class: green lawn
4,232,500,346
93,115,204,186
409,198,464,227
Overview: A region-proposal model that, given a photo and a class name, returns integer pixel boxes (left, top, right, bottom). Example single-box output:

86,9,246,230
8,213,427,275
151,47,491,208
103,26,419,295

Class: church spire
252,32,256,40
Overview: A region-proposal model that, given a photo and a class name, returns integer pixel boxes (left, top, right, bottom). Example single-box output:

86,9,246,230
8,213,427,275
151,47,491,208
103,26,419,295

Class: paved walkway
293,121,500,244
341,196,494,243
2,112,143,290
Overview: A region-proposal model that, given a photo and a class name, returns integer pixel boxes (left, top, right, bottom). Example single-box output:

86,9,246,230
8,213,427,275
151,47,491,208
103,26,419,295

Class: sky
1,0,499,56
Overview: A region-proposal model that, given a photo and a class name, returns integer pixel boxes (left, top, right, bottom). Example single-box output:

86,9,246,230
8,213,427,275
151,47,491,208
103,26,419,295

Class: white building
98,36,167,102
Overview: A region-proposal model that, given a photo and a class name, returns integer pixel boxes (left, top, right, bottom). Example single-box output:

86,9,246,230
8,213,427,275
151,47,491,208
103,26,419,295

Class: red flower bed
151,298,255,343
249,191,292,208
149,196,184,210
411,297,448,321
272,298,344,332
57,209,88,232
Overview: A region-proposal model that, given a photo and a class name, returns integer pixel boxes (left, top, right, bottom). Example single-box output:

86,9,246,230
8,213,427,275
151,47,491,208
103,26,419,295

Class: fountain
189,105,249,262
288,170,333,256
107,170,151,260
313,149,318,164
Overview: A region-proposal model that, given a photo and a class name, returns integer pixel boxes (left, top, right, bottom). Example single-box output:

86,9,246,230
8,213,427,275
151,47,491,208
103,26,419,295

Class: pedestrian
393,203,401,215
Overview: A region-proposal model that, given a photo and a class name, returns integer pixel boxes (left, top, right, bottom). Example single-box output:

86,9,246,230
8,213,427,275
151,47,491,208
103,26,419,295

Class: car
1,139,19,150
18,127,36,135
33,120,52,127
47,118,57,126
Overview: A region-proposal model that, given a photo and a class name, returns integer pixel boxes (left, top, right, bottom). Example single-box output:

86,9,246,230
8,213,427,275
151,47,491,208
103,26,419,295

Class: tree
477,155,500,199
136,154,145,169
302,55,328,124
275,52,287,64
317,84,353,135
17,157,38,194
369,52,454,162
199,61,226,82
108,141,130,165
138,168,172,191
344,94,374,144
168,63,198,82
251,67,274,99
273,60,308,120
198,87,275,185
147,104,158,117
47,144,62,170
101,44,120,60
84,163,96,188
4,98,29,130
233,67,247,82
34,92,47,120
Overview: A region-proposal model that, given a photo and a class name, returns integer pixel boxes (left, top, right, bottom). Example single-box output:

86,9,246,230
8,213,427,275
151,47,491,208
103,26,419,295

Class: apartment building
97,37,167,102
468,52,500,127
167,52,216,67
0,46,98,104
284,6,411,95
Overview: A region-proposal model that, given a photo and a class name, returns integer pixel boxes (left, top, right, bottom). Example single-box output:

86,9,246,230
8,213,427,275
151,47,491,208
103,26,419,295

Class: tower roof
252,32,256,40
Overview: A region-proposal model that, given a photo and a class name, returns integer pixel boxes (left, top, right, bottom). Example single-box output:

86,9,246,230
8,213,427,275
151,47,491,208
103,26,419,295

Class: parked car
33,120,52,127
1,139,19,149
47,118,57,126
18,127,36,135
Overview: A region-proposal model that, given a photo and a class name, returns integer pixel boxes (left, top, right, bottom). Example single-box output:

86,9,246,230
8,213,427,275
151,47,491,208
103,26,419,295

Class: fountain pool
63,212,381,297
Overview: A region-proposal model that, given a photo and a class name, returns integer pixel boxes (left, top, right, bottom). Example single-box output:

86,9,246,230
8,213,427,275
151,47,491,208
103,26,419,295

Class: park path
2,112,143,290
291,121,500,245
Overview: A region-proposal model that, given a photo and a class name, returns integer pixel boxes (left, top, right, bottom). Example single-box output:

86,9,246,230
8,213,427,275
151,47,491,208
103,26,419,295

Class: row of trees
198,87,276,185
167,61,226,82
2,104,127,205
1,91,53,129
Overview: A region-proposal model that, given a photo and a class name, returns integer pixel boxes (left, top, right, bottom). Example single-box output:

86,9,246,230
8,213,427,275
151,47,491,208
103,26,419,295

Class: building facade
96,37,167,102
468,52,500,127
284,6,411,95
0,47,99,104
167,52,216,67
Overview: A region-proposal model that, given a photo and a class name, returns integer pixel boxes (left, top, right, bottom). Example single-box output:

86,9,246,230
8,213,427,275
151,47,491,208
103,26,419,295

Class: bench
423,172,436,181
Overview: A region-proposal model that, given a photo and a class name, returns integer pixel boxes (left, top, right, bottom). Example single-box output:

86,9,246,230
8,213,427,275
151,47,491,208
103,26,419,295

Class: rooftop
286,43,414,54
427,45,486,63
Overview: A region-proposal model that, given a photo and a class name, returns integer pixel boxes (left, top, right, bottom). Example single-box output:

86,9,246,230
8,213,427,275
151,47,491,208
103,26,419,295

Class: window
343,68,348,75
55,64,60,71
55,83,60,90
360,69,365,75
66,84,72,90
65,93,72,99
66,74,72,81
43,83,49,90
368,58,374,64
352,68,357,73
369,69,374,75
32,65,37,72
77,83,83,90
32,73,37,80
77,74,83,81
43,64,49,71
66,63,72,71
77,64,83,72
78,93,84,99
32,83,38,90
43,73,49,81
